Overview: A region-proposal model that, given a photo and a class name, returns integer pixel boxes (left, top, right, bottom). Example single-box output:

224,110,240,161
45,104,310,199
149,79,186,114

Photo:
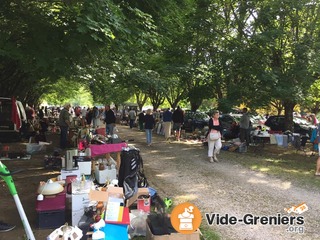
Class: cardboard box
89,187,149,207
94,168,117,184
72,209,86,227
77,161,92,175
146,223,200,240
74,156,92,175
61,169,81,180
72,192,90,212
72,192,90,226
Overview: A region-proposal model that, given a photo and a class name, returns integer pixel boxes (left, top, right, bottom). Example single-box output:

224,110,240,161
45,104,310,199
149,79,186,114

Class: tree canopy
1,0,320,132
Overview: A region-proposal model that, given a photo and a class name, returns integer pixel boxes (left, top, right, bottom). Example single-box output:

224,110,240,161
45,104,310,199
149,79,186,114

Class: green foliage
40,78,93,106
2,0,320,117
0,0,159,105
303,79,320,113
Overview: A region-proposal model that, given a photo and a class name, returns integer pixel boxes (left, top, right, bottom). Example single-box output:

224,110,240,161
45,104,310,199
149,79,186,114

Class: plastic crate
36,209,65,229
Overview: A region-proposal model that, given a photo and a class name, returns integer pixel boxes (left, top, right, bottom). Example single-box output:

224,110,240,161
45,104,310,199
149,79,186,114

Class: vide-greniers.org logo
205,202,307,235
205,213,304,226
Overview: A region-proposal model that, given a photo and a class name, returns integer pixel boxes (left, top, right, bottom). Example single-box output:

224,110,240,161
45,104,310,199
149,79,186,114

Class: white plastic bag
26,138,46,154
128,210,148,238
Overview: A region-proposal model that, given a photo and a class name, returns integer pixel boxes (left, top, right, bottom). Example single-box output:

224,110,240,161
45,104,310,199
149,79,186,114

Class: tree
119,0,194,110
0,0,158,105
203,0,320,129
250,0,320,131
41,78,93,106
163,76,187,109
303,79,320,114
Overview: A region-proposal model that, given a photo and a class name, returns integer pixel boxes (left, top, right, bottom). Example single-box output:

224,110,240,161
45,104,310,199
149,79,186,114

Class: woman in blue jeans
144,109,155,146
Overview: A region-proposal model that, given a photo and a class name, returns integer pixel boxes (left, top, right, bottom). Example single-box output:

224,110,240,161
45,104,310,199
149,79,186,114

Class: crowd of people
26,104,320,172
24,103,320,177
53,104,187,150
125,106,185,146
3,103,320,232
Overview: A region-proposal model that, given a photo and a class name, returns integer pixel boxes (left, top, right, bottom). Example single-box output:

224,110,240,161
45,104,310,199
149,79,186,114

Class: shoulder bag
209,132,220,141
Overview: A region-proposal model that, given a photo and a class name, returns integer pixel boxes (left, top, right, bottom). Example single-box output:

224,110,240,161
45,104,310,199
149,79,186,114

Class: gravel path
120,126,320,240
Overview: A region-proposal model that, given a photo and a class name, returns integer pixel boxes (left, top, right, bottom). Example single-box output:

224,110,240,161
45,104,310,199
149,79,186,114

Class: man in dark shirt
172,106,184,141
162,108,173,141
138,111,145,131
58,103,71,149
104,105,116,136
38,106,44,119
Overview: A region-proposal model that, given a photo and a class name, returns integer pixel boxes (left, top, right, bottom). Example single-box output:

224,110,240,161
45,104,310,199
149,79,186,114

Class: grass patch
199,224,221,240
132,223,220,240
225,146,320,189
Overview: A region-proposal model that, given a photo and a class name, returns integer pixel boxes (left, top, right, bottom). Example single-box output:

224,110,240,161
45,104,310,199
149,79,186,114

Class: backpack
119,147,149,200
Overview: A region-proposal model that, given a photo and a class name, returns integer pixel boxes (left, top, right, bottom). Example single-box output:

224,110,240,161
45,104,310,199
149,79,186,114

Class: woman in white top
207,110,223,163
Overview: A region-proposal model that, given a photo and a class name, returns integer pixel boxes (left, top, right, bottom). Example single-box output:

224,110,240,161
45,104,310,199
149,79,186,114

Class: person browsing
207,110,223,163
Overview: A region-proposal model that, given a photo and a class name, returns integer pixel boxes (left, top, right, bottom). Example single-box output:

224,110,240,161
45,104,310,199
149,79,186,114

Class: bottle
80,174,86,190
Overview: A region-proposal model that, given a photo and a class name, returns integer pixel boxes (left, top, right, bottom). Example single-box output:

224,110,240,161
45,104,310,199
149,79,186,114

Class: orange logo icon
170,202,202,234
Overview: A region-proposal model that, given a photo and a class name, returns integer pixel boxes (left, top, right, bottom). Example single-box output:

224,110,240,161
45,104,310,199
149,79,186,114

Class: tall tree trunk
135,93,147,111
190,100,202,112
283,100,296,132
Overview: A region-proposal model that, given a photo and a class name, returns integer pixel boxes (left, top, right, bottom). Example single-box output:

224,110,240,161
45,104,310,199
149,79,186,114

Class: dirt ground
0,125,319,240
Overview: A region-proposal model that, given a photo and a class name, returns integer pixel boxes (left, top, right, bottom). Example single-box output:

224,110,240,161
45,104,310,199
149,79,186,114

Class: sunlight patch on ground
180,147,199,151
254,172,266,178
150,150,160,153
41,171,61,177
259,167,270,172
247,177,291,190
185,184,208,191
265,158,283,163
283,169,300,173
250,165,269,172
247,178,268,184
161,156,177,160
183,140,203,145
175,194,198,202
24,167,48,171
155,173,173,178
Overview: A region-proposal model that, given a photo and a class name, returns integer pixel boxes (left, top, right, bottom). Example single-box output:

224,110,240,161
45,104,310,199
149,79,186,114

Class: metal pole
13,194,36,240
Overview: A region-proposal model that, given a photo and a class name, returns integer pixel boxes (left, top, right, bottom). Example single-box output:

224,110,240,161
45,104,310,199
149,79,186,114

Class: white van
0,97,27,141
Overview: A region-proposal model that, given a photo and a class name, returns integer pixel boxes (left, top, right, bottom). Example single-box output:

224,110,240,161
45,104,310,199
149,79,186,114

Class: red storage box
36,191,66,212
96,128,106,136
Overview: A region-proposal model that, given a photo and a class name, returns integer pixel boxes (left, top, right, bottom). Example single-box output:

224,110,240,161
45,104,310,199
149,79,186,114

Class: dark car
264,115,316,137
219,114,240,132
183,111,210,131
218,114,243,139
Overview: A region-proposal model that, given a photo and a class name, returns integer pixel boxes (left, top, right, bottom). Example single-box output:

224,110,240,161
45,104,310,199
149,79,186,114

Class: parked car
183,111,210,132
219,114,240,132
0,97,27,141
264,115,316,137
